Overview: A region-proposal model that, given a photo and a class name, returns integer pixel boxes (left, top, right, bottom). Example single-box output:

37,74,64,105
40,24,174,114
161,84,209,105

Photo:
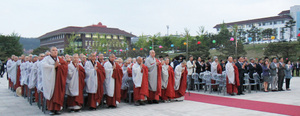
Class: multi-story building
38,22,135,53
214,5,300,42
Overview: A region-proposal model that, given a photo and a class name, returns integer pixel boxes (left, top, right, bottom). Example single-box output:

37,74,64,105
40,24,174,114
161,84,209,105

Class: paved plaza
0,72,299,116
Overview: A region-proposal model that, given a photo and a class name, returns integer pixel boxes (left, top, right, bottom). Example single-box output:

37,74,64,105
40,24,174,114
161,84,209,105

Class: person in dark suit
256,59,263,81
248,58,256,79
195,57,205,73
294,61,300,76
206,58,212,71
277,57,286,91
220,60,226,71
235,56,246,95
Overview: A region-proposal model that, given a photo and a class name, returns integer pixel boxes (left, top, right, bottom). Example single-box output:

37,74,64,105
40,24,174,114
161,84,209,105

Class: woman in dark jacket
262,60,271,92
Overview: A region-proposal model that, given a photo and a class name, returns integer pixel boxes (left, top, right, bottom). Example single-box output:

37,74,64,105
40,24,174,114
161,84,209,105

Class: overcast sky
0,0,299,37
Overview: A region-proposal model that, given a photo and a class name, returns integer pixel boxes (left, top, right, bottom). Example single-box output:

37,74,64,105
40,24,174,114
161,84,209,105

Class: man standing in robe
6,55,14,89
7,56,18,91
121,60,132,101
174,60,188,101
104,54,123,108
80,55,87,67
28,55,38,101
226,57,240,95
211,56,222,90
41,47,68,115
66,54,85,112
132,56,149,106
145,50,162,104
161,58,175,102
84,53,105,110
37,53,45,105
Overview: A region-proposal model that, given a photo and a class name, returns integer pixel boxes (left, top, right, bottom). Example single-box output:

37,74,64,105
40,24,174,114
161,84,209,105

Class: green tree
264,42,298,60
92,33,108,53
32,46,49,55
216,23,246,58
0,33,23,60
262,28,276,41
285,19,296,42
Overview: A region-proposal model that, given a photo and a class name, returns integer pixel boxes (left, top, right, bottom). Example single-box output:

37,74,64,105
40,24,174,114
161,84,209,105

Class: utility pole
166,25,169,36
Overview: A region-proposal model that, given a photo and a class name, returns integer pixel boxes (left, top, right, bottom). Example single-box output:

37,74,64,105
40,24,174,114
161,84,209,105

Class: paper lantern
286,58,288,60
171,44,174,47
298,33,300,37
248,37,252,42
133,48,136,51
212,40,216,44
271,36,275,40
197,41,201,44
104,52,106,54
149,46,152,49
159,45,162,48
140,48,143,50
120,49,123,52
230,37,234,41
184,42,187,45
108,50,111,52
114,50,117,52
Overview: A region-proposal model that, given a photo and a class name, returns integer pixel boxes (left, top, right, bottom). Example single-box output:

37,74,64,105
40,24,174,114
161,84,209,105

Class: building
38,22,135,53
214,5,300,42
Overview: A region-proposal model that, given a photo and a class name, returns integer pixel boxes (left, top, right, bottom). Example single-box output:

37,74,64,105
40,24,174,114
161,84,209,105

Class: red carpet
185,93,300,116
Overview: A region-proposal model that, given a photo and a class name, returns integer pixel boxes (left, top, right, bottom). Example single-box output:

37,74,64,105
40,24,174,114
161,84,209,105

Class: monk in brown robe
132,56,149,106
161,58,175,101
42,47,68,115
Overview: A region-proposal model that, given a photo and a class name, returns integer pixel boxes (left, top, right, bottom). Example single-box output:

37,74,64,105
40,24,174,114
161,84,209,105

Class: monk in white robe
28,55,38,101
121,60,132,100
7,56,18,90
161,59,175,101
6,56,14,89
226,57,240,95
20,56,29,96
36,54,45,104
66,54,85,111
145,50,162,103
84,53,105,110
104,54,123,108
132,57,149,106
174,61,188,101
41,47,68,115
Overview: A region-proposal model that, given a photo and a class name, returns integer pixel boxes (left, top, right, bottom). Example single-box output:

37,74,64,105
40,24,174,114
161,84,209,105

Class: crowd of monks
6,47,188,115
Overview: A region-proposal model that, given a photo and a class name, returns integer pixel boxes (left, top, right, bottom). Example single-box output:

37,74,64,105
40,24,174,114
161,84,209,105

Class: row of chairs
190,71,262,95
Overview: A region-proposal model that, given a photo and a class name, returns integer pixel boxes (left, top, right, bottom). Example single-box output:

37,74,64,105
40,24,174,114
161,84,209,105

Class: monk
211,56,222,90
226,56,240,95
41,47,68,115
20,56,29,96
37,53,45,105
104,54,123,108
6,55,14,89
84,53,105,110
15,56,22,90
7,56,18,91
80,55,87,67
161,58,175,102
132,56,149,106
66,54,85,111
28,55,38,101
174,60,188,101
145,50,162,104
121,59,132,101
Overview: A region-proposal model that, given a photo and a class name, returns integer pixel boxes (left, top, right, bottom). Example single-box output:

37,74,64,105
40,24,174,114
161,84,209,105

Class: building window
106,35,111,39
85,41,88,46
119,36,124,40
92,34,98,38
100,35,105,38
89,41,91,46
85,34,91,38
76,34,81,37
78,42,82,47
262,23,265,26
113,35,118,39
273,21,277,25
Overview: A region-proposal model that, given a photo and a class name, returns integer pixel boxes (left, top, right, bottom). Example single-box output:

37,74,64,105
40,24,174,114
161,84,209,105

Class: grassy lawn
209,43,268,59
